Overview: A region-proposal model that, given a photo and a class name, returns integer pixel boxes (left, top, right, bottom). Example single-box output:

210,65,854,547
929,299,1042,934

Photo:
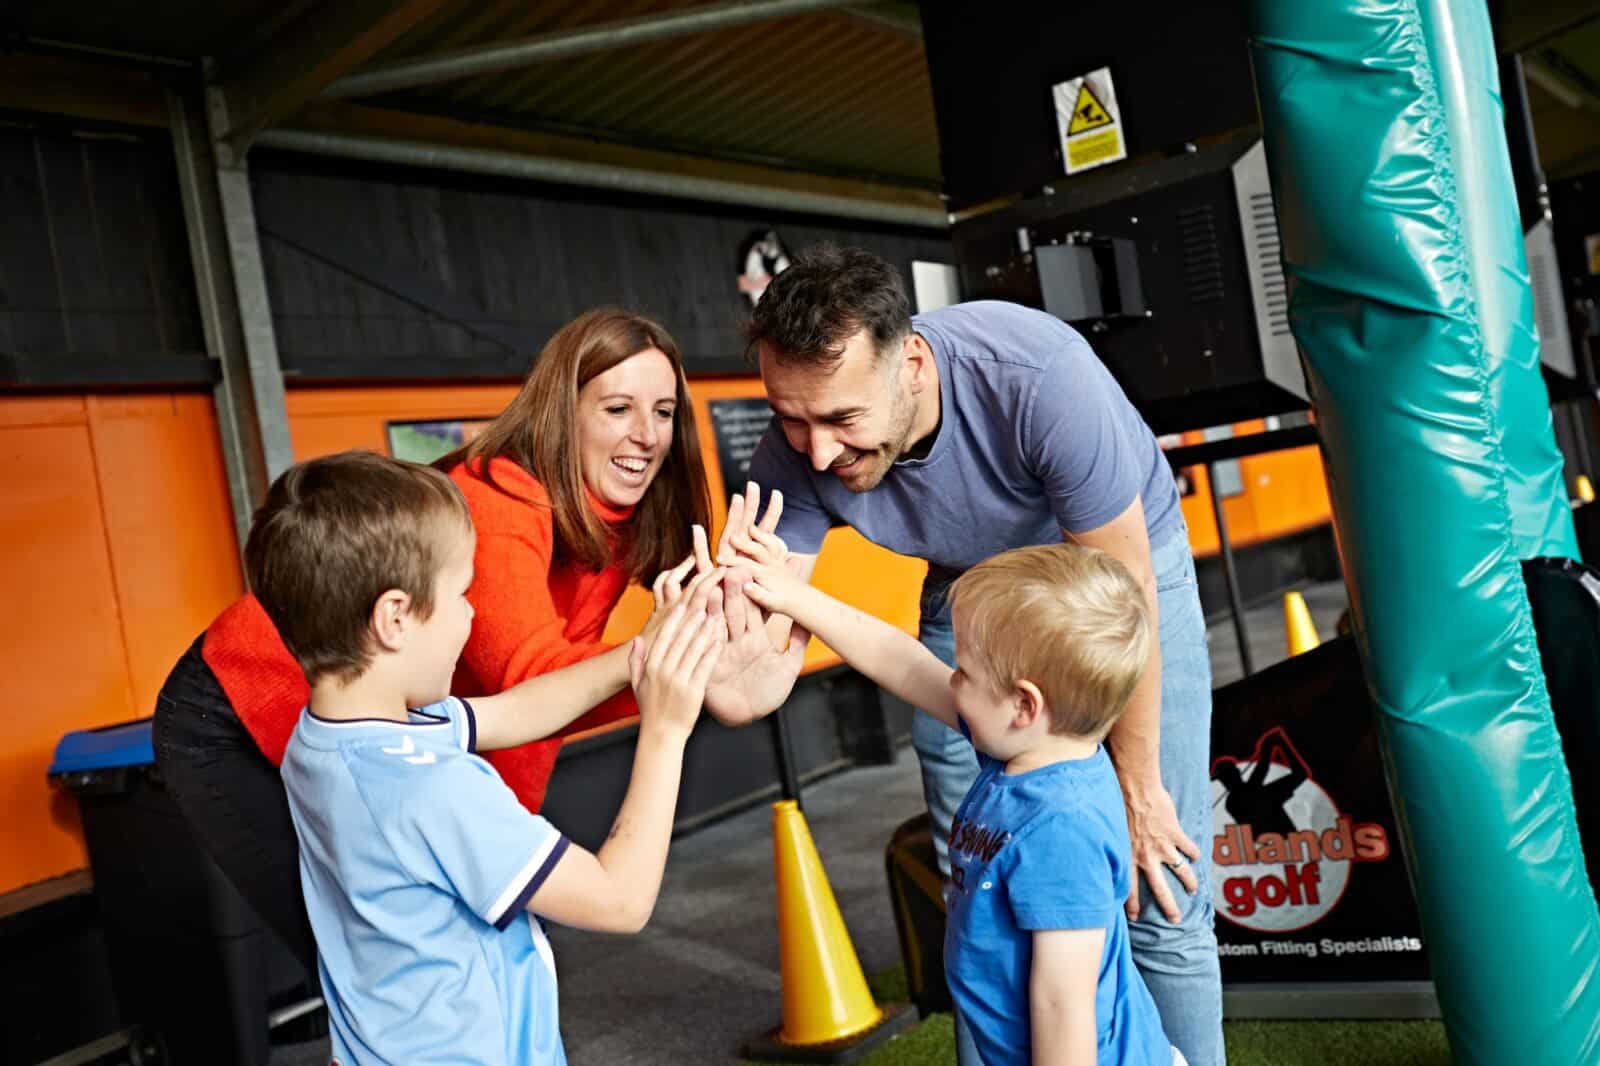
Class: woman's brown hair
439,308,712,581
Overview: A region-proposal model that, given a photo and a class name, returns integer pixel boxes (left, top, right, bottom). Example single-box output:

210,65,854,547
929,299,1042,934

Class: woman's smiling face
575,347,679,509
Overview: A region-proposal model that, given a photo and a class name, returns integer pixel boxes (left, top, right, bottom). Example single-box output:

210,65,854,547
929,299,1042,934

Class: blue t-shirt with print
947,744,1170,1066
747,300,1182,569
282,696,570,1066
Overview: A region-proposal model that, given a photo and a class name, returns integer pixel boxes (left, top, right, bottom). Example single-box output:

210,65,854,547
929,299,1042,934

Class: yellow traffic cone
743,800,914,1062
1284,591,1320,657
1576,475,1595,504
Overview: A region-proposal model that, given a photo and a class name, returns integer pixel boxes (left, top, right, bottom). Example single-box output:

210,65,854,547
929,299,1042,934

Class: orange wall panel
87,395,244,714
286,385,519,460
1,393,247,895
1,405,137,889
1176,421,1332,557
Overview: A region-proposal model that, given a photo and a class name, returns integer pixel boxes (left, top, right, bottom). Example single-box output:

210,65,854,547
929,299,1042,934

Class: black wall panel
0,125,204,383
2,125,948,386
251,151,952,379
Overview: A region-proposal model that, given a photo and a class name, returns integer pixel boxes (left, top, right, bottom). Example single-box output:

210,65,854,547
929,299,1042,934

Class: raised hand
701,570,808,727
727,523,788,569
716,482,784,566
731,557,806,617
641,542,723,647
629,600,725,740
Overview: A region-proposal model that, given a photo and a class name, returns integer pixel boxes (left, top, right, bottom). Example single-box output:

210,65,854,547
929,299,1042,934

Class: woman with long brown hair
438,307,714,811
150,308,760,987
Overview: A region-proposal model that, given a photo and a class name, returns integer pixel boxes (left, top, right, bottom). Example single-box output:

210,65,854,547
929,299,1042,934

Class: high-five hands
627,569,729,736
641,484,808,728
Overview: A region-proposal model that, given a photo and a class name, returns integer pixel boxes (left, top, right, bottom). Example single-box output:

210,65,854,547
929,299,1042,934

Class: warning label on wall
1053,67,1127,176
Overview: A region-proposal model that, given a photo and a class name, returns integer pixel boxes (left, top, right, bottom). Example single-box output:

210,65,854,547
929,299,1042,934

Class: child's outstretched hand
725,520,789,570
629,599,725,740
733,558,809,619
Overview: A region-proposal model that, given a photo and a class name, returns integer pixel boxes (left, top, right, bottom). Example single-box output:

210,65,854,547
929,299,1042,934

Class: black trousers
151,636,317,977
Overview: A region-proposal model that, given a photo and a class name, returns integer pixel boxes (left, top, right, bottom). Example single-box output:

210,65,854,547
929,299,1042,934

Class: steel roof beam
837,4,923,40
255,126,949,228
321,0,860,99
215,0,454,151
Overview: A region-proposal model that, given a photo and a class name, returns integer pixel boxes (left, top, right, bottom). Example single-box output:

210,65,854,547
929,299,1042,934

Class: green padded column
1246,0,1600,1061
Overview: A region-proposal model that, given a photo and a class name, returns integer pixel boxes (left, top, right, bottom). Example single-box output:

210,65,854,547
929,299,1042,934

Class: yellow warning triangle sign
1068,83,1113,135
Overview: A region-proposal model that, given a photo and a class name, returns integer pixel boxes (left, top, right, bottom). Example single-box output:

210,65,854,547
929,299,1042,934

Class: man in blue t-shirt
739,245,1222,1066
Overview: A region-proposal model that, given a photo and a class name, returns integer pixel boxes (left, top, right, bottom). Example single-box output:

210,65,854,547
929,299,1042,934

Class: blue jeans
915,531,1223,1066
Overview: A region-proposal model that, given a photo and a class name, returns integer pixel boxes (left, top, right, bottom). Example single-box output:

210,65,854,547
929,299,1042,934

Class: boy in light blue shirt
245,450,724,1065
735,531,1180,1066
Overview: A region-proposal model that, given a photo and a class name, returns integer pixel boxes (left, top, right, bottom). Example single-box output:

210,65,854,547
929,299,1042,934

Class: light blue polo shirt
282,697,569,1065
748,300,1183,570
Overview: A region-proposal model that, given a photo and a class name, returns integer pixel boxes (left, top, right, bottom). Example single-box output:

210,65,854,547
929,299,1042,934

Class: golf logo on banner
1052,67,1127,175
1210,727,1391,932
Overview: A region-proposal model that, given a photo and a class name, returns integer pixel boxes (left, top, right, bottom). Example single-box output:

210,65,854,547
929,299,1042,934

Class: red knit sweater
202,456,639,814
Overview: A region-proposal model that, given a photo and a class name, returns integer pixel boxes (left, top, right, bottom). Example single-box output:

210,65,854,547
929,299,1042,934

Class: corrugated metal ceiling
8,2,1600,188
357,0,940,186
8,0,941,190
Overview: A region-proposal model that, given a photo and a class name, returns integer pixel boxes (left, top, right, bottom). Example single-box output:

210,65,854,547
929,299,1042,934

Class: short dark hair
742,243,911,367
244,450,472,686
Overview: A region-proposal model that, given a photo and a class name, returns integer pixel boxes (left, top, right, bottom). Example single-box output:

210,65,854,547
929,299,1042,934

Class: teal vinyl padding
1247,0,1600,1060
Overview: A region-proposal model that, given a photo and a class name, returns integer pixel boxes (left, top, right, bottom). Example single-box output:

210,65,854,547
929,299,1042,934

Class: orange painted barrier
1,393,242,893
2,385,1330,897
1174,419,1333,558
1,378,925,895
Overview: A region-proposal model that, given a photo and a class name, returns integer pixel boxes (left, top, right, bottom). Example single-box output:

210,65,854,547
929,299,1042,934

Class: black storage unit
49,719,320,1066
883,813,951,1019
921,1,1259,212
951,134,1307,435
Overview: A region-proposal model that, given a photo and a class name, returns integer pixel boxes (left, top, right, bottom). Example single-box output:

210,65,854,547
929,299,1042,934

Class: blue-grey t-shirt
747,301,1182,571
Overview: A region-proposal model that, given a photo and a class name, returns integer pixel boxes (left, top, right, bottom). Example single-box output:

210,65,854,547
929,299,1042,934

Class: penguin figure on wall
736,229,792,306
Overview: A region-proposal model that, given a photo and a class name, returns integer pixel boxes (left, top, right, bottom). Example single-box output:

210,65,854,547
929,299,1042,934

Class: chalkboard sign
709,397,775,491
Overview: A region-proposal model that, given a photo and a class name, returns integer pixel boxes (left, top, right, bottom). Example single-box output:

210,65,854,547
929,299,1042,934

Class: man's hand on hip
1121,774,1202,925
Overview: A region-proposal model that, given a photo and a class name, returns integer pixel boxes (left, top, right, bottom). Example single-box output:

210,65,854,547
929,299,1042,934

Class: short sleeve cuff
1056,486,1141,536
1012,902,1119,931
490,834,570,930
458,697,478,753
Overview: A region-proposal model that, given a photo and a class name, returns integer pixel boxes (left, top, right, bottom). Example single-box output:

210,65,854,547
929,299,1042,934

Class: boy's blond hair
244,449,472,686
948,543,1152,739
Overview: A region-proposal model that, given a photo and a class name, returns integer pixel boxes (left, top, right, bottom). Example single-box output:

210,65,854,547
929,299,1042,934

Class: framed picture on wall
386,420,492,465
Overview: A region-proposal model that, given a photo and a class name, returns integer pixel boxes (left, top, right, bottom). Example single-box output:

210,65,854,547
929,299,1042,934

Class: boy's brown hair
244,450,472,686
949,543,1152,739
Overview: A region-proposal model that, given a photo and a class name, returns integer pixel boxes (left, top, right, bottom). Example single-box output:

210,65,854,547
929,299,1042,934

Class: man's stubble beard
838,380,918,494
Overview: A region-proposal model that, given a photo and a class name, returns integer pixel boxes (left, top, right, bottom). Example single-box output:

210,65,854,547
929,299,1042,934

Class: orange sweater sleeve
452,460,639,813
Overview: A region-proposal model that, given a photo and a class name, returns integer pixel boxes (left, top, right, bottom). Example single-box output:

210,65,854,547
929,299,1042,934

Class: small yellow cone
1284,591,1320,657
771,800,881,1045
1577,475,1595,504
